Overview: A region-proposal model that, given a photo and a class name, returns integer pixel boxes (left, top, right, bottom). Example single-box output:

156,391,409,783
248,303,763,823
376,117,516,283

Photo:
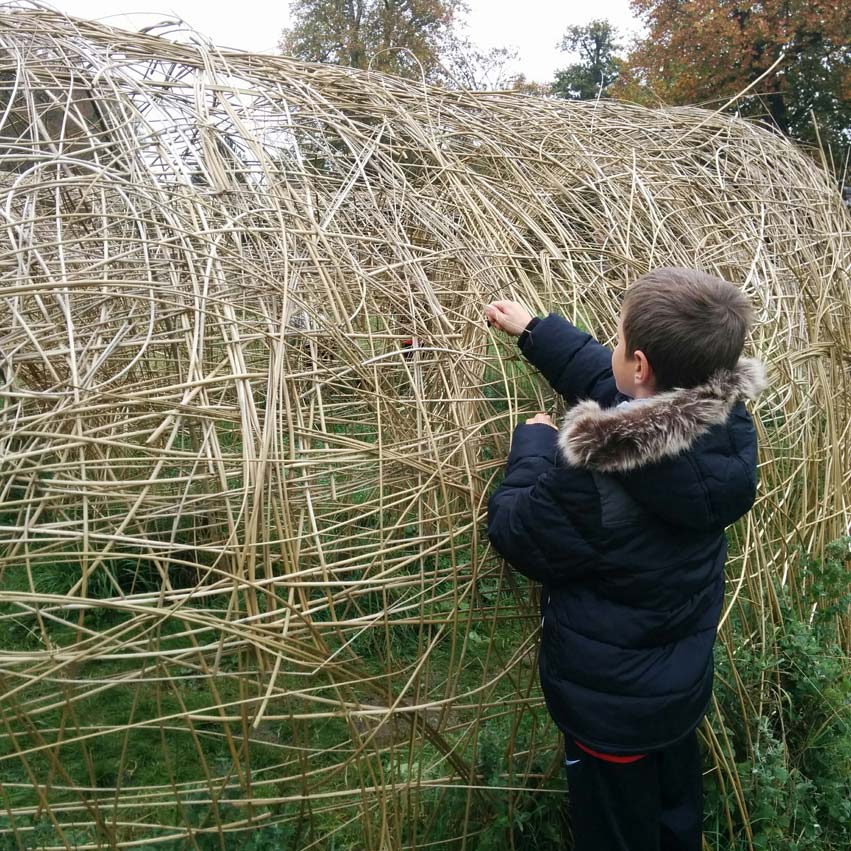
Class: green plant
707,538,851,851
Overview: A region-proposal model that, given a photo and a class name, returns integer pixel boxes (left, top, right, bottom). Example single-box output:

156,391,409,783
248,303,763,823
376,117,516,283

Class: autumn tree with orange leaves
616,0,851,155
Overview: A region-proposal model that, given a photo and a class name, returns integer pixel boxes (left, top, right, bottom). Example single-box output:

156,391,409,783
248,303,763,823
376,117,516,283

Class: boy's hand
486,301,534,336
526,413,557,429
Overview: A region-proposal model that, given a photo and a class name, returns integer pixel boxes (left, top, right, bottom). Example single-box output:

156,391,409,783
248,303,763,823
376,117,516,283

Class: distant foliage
441,36,521,91
280,0,518,88
552,20,622,101
617,0,851,153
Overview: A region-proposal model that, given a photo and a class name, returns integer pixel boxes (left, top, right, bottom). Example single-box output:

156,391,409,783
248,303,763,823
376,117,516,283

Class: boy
485,268,765,851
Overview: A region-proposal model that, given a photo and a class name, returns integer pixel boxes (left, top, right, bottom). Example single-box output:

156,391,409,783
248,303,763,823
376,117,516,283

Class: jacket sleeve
519,314,618,407
487,423,599,583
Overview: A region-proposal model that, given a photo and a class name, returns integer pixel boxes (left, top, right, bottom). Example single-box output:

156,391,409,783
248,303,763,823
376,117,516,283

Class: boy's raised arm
486,301,617,407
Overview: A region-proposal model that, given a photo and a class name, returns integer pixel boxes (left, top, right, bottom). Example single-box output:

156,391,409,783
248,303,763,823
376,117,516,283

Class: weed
707,537,851,851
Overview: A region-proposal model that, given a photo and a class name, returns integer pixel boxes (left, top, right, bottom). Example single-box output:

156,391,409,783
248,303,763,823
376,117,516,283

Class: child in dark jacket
485,268,766,851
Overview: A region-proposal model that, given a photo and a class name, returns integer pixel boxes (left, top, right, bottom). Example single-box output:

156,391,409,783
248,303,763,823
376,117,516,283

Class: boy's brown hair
622,268,753,391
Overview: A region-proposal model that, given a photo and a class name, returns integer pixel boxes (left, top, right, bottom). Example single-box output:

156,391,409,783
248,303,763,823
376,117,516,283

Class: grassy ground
0,338,848,850
1,538,849,850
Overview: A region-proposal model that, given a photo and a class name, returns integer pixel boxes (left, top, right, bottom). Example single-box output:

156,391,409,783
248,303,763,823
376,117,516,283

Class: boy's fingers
526,413,557,428
485,306,505,328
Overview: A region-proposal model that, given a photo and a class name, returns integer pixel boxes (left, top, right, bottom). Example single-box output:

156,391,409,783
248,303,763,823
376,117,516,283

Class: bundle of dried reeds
0,4,849,849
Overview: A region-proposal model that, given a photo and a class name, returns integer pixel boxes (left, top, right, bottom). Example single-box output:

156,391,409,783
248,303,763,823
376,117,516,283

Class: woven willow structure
0,5,849,849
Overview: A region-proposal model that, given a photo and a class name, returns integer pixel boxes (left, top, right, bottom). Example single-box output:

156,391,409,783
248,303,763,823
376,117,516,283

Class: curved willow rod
0,4,849,849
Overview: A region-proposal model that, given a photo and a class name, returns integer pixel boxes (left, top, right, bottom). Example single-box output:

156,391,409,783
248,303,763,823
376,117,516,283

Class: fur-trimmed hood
559,358,767,473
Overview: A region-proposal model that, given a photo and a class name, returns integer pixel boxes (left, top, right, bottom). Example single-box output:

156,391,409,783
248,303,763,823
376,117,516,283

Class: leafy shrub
708,537,851,851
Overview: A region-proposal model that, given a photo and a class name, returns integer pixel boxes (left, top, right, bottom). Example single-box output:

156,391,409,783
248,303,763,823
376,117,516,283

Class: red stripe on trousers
574,740,647,764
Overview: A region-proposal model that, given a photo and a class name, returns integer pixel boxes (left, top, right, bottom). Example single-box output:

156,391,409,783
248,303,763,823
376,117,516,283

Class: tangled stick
0,4,849,848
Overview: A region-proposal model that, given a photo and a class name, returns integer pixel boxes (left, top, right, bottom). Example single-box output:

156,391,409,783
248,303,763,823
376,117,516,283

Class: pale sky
45,1,642,83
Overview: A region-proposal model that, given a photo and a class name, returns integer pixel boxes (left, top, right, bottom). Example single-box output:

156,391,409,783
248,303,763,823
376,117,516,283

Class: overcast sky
48,1,642,83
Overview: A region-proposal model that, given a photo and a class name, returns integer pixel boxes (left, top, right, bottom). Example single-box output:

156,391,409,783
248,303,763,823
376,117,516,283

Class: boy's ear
633,349,655,387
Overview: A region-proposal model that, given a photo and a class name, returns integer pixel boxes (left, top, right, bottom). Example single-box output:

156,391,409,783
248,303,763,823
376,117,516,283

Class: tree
552,20,622,100
616,0,851,152
441,36,520,90
509,74,553,98
280,0,464,83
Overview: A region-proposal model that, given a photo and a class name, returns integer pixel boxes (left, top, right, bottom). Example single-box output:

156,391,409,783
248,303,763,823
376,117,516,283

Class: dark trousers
563,731,703,851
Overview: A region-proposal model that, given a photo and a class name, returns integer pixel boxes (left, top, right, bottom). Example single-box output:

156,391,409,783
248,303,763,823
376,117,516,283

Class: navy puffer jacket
487,314,766,754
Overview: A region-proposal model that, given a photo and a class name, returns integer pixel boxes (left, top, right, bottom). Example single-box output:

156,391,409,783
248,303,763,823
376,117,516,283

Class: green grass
2,366,847,850
0,529,558,848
